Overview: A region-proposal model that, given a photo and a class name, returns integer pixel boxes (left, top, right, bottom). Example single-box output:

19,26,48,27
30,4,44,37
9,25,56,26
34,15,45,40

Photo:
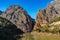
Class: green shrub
48,25,60,34
0,17,23,40
36,29,41,32
40,25,49,32
50,17,60,23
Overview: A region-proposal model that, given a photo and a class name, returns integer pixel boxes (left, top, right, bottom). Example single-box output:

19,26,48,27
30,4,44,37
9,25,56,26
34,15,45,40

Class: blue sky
0,0,52,19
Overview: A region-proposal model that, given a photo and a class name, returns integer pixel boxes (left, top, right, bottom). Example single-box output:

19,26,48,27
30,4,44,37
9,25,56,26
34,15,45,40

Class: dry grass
21,32,60,40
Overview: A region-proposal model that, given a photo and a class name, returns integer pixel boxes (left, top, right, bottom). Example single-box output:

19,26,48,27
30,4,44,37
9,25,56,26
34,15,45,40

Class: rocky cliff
34,0,60,30
0,11,3,14
1,5,34,32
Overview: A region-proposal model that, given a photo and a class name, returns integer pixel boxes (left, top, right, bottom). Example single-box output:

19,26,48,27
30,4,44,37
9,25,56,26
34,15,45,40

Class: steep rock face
34,0,60,30
1,5,34,32
0,11,3,15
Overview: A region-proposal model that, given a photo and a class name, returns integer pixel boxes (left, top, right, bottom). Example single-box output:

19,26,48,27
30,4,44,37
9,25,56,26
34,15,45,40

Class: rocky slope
34,0,60,30
0,11,3,15
1,5,34,32
0,17,23,40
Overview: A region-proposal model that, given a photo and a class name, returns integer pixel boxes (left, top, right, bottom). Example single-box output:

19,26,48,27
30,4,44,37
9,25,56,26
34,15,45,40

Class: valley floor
22,32,60,40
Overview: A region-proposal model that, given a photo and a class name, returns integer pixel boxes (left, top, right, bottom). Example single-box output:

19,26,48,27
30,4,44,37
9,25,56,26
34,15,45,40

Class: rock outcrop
1,5,34,32
34,0,60,30
0,11,3,15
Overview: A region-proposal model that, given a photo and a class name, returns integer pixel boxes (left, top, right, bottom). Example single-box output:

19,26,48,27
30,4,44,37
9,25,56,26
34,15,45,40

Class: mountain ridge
0,5,35,32
34,0,60,31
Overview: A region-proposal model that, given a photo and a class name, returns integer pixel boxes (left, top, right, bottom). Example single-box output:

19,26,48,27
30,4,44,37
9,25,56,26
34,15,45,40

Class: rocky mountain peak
1,5,34,32
34,0,60,30
54,0,60,1
6,5,22,11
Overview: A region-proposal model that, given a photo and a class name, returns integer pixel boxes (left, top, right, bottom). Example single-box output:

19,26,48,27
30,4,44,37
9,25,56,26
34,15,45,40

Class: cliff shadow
0,17,24,40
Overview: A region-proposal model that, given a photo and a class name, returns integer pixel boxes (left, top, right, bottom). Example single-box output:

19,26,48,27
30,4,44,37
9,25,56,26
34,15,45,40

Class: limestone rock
1,5,34,32
34,0,60,30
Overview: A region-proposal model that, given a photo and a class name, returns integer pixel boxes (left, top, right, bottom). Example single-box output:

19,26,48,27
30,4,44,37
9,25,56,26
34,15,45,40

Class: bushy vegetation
34,17,60,33
48,25,60,33
50,17,60,23
35,24,49,32
36,28,41,32
35,24,60,34
0,17,23,40
0,16,60,40
40,25,49,32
